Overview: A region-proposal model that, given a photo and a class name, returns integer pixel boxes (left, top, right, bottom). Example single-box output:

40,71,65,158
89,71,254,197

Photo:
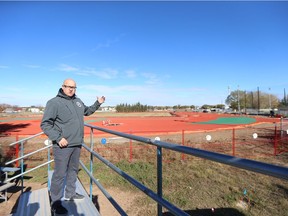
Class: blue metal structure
81,123,288,215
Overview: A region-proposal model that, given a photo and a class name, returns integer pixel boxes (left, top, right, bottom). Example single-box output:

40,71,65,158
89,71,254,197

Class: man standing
41,78,105,215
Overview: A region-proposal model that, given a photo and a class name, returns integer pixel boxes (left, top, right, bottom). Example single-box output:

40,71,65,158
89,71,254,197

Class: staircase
0,167,20,202
11,171,101,216
12,187,51,216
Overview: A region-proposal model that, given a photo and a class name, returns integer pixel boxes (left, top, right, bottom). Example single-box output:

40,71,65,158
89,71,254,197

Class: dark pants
50,144,81,204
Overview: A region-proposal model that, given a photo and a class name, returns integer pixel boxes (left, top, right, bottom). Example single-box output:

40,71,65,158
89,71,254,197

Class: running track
0,112,280,136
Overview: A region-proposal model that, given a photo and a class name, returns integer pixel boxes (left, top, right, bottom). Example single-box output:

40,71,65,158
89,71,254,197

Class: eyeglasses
63,85,77,90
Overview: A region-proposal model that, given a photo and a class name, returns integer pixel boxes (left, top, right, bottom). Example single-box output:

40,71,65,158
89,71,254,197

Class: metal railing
3,124,288,215
81,123,288,216
4,132,54,192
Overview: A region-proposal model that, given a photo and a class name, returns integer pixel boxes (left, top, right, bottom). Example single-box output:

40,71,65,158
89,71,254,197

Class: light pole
237,85,240,114
227,86,230,109
269,87,271,109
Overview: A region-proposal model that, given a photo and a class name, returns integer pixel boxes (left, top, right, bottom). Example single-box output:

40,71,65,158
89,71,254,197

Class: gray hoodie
41,88,101,147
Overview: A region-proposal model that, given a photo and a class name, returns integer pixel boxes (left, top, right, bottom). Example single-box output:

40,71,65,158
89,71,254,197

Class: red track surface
0,112,280,136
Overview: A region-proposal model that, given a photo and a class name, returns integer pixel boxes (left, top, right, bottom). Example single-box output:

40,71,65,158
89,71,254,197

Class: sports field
0,111,280,136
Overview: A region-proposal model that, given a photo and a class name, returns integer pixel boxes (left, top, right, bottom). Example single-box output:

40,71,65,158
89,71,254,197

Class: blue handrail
84,123,288,180
82,123,288,216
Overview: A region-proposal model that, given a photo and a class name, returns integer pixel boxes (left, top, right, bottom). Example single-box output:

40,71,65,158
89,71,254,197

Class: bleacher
0,167,21,202
10,171,100,216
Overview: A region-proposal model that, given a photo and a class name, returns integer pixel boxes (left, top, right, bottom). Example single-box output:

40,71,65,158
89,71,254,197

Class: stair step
48,170,101,216
13,187,51,216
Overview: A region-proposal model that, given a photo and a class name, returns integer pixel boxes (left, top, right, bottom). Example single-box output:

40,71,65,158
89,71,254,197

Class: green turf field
194,117,256,124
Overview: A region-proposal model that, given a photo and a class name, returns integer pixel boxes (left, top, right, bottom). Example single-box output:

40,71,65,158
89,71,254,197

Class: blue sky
1,1,288,107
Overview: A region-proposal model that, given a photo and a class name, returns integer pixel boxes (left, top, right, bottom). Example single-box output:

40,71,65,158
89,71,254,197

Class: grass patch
76,159,288,216
78,160,157,191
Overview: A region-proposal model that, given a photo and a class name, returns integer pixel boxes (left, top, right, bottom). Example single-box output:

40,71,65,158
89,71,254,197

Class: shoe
64,193,85,201
51,202,68,215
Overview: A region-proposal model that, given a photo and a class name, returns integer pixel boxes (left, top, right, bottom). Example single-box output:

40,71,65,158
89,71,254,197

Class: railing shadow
25,202,40,216
275,183,288,196
64,201,85,216
163,207,246,215
10,186,32,214
92,195,100,212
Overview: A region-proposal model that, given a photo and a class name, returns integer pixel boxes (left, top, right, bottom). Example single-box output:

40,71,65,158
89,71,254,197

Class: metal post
257,87,260,115
244,90,247,114
274,124,277,156
232,128,235,156
237,85,240,114
269,87,271,109
48,142,51,190
280,117,283,138
16,135,19,167
20,141,24,193
157,146,163,216
90,128,94,200
130,131,133,163
181,130,185,160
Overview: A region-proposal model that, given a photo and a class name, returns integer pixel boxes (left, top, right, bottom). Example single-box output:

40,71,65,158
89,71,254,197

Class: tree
225,90,280,110
115,102,149,112
215,104,225,109
0,103,12,112
279,88,287,107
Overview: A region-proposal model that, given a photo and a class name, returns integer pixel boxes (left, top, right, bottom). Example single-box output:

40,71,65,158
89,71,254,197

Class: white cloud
92,38,119,51
79,68,118,79
58,64,79,72
125,70,137,78
1,86,26,92
23,64,41,68
80,84,144,93
61,52,78,59
0,65,9,69
141,72,160,85
91,34,125,52
57,64,119,79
